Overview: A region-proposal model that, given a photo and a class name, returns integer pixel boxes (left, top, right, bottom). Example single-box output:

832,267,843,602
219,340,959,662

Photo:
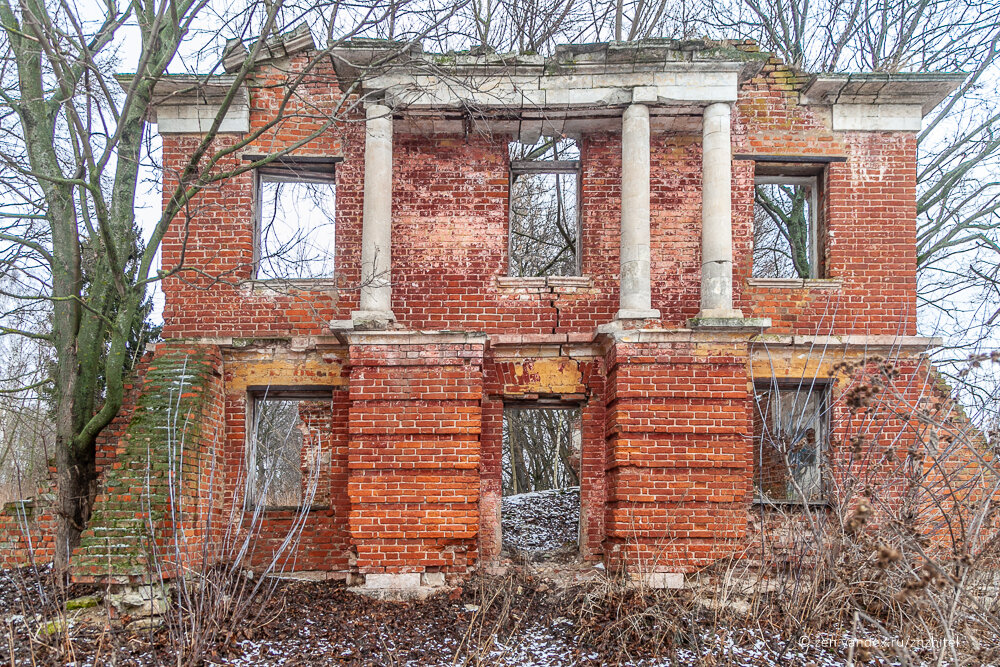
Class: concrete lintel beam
343,331,489,346
154,103,249,134
751,334,942,350
832,103,923,131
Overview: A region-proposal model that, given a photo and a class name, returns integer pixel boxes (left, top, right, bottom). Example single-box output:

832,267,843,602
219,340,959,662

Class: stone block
421,571,446,587
639,572,685,589
363,572,422,590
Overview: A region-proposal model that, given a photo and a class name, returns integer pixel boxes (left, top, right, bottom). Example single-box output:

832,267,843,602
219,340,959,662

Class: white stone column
355,104,395,323
618,104,660,320
698,102,742,320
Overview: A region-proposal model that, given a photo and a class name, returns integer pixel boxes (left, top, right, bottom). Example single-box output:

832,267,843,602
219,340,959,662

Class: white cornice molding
802,73,965,116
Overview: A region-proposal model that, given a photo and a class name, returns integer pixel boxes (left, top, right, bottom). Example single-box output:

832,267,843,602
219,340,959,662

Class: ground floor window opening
247,391,333,511
501,405,582,561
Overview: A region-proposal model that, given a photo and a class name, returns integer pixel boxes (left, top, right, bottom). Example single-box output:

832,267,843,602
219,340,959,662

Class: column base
615,308,661,321
631,571,685,589
696,307,744,320
349,572,445,600
331,310,397,331
598,309,662,334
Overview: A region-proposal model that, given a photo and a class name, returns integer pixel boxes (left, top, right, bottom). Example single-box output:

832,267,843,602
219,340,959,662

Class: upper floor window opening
508,137,581,278
254,158,336,280
752,163,825,280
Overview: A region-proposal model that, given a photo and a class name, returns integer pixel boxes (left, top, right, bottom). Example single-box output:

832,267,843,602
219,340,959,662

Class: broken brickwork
0,35,978,591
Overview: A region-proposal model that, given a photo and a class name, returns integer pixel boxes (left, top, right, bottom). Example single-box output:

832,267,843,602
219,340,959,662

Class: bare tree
502,407,580,495
0,0,465,572
0,292,51,504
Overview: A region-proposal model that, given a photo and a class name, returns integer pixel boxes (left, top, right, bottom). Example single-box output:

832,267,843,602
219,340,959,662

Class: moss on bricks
73,345,220,580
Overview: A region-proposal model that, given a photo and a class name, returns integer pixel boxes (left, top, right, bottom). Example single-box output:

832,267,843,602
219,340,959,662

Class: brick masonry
348,340,485,575
73,344,225,583
0,43,979,584
605,337,753,572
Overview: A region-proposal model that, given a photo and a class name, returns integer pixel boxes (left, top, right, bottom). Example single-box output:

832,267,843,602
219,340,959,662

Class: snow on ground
4,563,997,666
483,625,859,667
222,624,955,666
502,487,580,558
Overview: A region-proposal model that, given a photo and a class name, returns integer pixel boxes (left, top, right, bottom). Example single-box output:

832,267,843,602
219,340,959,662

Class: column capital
623,102,650,120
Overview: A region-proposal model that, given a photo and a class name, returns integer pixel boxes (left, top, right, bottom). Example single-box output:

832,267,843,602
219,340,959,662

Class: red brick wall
158,56,918,341
604,338,753,573
732,56,919,336
348,341,484,575
159,53,362,337
0,488,55,569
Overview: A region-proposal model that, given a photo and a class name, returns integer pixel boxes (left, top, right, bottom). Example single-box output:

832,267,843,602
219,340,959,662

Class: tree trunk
53,432,97,573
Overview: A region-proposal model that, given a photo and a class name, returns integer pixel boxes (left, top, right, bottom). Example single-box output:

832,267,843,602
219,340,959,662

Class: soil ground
2,493,997,665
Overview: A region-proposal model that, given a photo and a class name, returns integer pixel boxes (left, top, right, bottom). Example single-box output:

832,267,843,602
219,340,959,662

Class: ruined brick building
0,32,967,591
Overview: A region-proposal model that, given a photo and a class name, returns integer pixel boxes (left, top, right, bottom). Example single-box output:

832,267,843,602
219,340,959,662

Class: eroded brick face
0,46,959,584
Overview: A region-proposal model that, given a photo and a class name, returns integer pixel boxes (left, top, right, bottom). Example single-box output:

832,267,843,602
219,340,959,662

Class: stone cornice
802,73,965,116
115,73,250,133
329,40,766,124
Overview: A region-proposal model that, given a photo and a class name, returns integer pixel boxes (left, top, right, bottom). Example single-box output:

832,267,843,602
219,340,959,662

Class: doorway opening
501,405,582,561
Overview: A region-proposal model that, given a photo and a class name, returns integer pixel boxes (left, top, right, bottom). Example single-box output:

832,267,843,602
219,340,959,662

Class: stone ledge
747,277,842,290
241,278,340,295
495,275,594,291
752,334,942,350
687,316,772,331
159,336,350,350
264,570,348,582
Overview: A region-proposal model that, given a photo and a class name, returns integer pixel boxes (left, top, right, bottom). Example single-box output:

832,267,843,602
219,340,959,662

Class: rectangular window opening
752,168,824,279
753,382,830,503
255,160,336,280
508,137,581,277
501,405,582,560
247,391,333,510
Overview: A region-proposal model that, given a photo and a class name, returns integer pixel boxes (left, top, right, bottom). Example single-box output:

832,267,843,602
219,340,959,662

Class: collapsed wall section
746,345,1000,565
73,344,224,583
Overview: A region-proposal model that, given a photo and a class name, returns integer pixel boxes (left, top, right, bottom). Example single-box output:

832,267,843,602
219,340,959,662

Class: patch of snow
502,487,579,558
